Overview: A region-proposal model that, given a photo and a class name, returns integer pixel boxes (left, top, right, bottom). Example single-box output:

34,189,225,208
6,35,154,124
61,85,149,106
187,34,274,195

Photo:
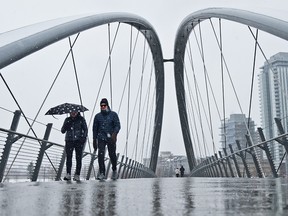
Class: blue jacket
92,108,121,141
61,114,88,142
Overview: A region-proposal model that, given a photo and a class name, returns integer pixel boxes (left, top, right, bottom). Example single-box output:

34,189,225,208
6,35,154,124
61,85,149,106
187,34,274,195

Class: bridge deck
1,177,288,215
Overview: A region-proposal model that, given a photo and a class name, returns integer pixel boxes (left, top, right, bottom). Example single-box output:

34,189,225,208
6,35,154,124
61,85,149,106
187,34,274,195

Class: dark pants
65,140,84,175
98,140,117,175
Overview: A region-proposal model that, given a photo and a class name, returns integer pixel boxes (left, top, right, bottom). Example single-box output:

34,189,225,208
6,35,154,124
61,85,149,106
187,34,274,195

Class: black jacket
92,108,120,141
61,114,88,142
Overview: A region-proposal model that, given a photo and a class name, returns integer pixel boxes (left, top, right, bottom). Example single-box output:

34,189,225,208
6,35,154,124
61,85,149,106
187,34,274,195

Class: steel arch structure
174,7,288,171
0,12,165,172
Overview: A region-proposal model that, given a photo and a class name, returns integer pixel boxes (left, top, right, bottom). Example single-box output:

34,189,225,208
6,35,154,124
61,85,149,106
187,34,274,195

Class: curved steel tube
174,7,288,170
0,12,164,172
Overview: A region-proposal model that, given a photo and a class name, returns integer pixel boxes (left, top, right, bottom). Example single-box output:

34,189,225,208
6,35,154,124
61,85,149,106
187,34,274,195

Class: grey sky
1,0,288,157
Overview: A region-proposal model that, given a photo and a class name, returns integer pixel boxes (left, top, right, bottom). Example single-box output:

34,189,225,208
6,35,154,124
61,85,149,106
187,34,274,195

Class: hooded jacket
61,113,88,142
92,107,121,141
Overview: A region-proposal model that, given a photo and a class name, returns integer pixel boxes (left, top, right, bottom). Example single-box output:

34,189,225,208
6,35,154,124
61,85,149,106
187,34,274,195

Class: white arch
174,7,288,170
0,12,165,172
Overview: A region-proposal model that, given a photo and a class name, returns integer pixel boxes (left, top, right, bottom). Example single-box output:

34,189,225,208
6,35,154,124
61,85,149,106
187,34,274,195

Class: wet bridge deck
1,177,288,215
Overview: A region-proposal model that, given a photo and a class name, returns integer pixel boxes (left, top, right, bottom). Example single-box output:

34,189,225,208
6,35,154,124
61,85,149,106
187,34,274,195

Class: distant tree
27,161,34,180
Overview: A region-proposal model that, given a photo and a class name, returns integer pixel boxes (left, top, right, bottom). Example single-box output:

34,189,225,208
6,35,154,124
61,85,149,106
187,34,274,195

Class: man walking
93,98,121,180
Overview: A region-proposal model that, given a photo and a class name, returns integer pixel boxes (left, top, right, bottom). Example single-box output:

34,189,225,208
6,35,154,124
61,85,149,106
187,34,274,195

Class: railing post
121,157,129,179
131,161,138,178
86,150,97,180
274,118,288,176
214,154,223,177
229,144,241,177
0,110,21,183
245,135,264,178
117,155,125,178
32,123,52,182
208,157,216,177
219,151,229,177
206,158,213,177
125,159,132,178
236,140,251,178
210,156,219,177
257,127,278,177
223,147,235,177
274,118,288,153
55,149,66,181
128,160,135,178
203,159,210,177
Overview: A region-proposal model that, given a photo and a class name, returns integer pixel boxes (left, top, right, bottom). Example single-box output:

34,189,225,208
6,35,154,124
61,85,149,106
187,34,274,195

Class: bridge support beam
86,150,97,180
128,160,135,178
257,127,278,178
245,135,264,178
219,151,229,177
0,110,21,183
125,159,132,178
236,140,251,178
117,155,125,178
274,118,288,176
211,156,219,177
121,157,129,179
215,154,223,177
223,148,235,177
55,149,66,181
229,144,241,177
32,123,53,181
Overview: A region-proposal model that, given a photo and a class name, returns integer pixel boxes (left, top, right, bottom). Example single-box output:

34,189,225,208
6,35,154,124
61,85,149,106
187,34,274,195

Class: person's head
100,98,109,112
70,111,78,118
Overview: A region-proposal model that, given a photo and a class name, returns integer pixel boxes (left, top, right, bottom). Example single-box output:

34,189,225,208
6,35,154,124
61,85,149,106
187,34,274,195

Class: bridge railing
0,110,155,183
191,117,288,178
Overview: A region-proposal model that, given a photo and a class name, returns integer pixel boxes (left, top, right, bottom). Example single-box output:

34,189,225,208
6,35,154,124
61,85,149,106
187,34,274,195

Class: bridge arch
0,12,164,172
174,7,288,171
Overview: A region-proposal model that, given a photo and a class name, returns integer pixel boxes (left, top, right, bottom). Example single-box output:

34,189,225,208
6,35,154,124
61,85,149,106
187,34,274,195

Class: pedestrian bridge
1,7,288,183
1,177,288,215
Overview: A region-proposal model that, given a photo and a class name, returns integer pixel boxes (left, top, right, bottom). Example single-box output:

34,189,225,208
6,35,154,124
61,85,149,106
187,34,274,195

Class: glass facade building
258,52,288,165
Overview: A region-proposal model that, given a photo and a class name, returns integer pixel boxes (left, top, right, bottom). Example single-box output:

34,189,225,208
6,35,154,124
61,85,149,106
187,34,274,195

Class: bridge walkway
1,177,288,215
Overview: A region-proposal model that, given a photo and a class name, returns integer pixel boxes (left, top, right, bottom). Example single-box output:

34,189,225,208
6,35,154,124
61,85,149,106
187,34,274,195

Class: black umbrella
45,103,88,115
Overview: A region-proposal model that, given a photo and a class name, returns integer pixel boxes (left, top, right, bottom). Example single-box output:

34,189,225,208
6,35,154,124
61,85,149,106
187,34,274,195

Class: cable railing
0,110,155,183
191,117,288,178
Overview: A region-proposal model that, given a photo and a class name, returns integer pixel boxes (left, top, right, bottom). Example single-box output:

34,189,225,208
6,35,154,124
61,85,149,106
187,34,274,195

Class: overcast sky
1,0,288,157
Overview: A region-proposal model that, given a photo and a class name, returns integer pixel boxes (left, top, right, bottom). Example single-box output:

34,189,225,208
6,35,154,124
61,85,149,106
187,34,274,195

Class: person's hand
112,133,117,144
93,139,97,152
65,120,72,130
80,137,87,144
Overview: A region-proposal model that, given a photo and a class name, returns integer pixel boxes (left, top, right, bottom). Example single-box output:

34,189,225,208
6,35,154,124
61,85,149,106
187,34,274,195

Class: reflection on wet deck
1,177,288,215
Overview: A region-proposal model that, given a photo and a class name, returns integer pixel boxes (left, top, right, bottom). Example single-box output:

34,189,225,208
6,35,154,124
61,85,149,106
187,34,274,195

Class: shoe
64,173,71,181
97,173,105,181
73,174,80,181
111,171,118,180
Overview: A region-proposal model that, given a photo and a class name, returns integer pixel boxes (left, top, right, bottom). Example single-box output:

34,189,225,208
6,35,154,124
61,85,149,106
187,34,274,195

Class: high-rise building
220,114,258,157
258,52,288,165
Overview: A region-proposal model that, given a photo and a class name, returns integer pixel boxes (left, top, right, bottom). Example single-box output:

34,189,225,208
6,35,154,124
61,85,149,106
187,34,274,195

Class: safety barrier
0,110,155,183
191,118,288,178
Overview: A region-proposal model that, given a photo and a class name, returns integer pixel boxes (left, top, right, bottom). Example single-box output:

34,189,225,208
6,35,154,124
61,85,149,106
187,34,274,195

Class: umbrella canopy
45,103,88,115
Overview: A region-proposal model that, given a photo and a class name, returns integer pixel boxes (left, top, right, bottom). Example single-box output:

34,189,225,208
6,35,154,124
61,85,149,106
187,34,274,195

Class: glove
80,137,87,144
111,133,117,144
93,139,97,152
65,121,72,130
